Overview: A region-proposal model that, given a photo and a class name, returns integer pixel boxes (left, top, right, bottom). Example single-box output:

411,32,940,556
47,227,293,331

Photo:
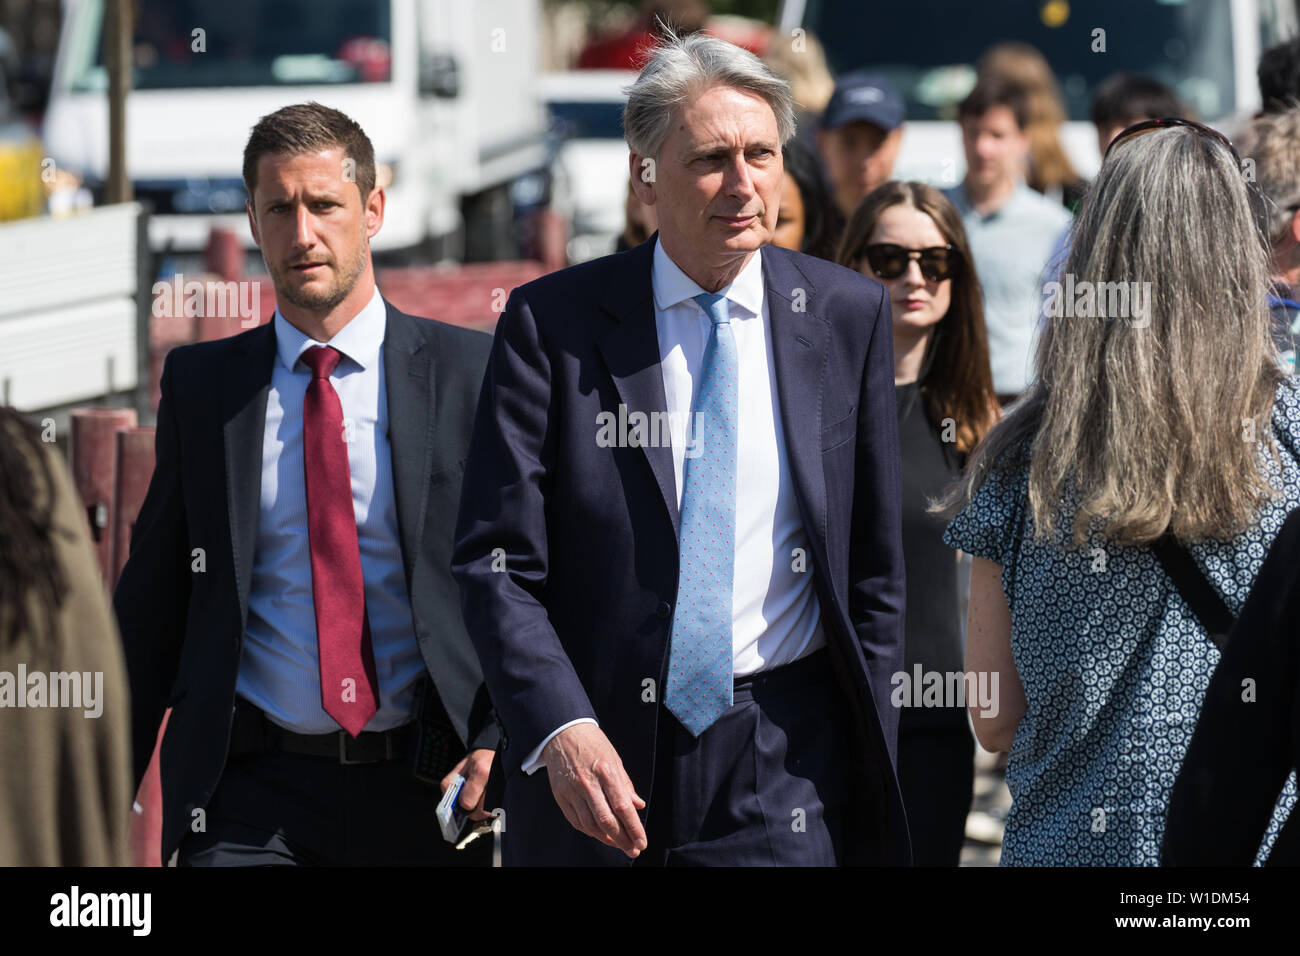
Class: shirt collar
651,235,765,319
274,285,386,374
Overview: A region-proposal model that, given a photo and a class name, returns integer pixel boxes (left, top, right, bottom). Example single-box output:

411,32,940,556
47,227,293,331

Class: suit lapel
382,300,434,588
762,245,830,562
222,322,276,630
596,236,680,537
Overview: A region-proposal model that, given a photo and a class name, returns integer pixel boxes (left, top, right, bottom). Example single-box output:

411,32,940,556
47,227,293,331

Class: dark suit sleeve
1162,509,1300,865
848,288,908,763
420,322,500,755
112,350,191,790
452,289,597,775
464,683,498,752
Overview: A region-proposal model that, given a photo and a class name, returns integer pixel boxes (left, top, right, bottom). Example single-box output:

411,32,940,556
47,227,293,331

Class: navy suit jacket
453,236,911,865
113,300,496,863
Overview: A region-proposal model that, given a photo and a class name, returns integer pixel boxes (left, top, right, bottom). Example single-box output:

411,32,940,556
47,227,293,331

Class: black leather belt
229,698,414,765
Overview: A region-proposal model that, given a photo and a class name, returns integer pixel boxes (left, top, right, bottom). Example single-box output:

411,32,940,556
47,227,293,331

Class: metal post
104,0,132,204
135,206,154,421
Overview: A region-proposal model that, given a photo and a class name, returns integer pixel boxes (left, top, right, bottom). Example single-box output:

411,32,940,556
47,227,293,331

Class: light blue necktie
665,292,738,736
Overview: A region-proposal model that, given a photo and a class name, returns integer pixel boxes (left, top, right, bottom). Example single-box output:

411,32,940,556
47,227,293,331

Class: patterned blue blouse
943,377,1300,866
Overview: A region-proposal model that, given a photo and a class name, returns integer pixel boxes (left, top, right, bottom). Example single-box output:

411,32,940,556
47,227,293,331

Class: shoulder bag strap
1150,531,1235,651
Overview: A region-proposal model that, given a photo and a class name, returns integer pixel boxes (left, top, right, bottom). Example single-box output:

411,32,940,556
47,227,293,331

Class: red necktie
300,345,378,737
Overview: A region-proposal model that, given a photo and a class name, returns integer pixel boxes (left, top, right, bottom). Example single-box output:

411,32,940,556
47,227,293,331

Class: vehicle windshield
803,0,1235,120
61,0,392,91
546,100,627,140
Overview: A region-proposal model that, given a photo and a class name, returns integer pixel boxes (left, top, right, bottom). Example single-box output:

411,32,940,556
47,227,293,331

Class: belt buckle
338,731,367,765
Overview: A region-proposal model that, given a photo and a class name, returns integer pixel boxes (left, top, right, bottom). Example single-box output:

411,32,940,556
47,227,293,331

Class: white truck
779,0,1300,185
43,0,548,261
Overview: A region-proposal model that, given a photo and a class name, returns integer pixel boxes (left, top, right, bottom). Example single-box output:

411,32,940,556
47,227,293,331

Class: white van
43,0,548,260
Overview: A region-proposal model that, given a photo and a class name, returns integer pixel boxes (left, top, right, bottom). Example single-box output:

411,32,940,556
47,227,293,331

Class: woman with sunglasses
936,119,1300,865
837,181,1000,865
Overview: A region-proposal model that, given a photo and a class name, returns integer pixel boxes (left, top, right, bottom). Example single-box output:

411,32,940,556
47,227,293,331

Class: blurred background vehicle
42,0,549,264
781,0,1300,183
540,68,637,263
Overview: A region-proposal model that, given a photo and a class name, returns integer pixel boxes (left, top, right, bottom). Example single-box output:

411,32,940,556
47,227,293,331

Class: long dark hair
836,181,1000,456
0,409,70,648
782,136,840,261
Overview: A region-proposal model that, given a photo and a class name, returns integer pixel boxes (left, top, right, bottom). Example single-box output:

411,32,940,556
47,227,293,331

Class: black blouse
894,381,965,681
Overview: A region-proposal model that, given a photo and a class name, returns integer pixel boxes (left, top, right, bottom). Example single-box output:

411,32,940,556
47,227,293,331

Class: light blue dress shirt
235,287,425,734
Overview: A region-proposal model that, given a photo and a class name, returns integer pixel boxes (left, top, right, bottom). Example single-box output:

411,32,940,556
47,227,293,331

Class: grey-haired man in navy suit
453,33,911,866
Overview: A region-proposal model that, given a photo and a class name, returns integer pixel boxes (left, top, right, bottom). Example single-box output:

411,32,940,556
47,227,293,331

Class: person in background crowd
770,137,840,261
574,0,769,71
817,71,905,224
1089,72,1188,157
1037,73,1188,336
1240,107,1300,375
978,42,1086,212
762,28,834,176
0,409,132,865
938,120,1300,865
616,178,658,252
837,181,1000,865
945,76,1071,406
1258,36,1300,114
575,0,711,70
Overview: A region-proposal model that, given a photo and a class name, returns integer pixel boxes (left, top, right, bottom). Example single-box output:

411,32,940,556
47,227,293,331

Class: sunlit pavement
960,746,1010,867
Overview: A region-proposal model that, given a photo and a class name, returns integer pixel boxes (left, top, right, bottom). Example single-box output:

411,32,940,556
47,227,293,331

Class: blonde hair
978,42,1081,193
762,29,834,114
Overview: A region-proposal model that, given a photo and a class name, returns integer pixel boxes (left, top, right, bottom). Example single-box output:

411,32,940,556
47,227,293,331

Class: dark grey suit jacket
113,298,494,863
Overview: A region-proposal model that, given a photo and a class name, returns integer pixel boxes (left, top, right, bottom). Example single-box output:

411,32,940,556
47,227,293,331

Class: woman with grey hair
936,119,1300,865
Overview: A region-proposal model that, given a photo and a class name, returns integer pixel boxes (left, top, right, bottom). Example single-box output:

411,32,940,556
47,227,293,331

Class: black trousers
895,709,975,867
177,732,491,867
632,649,859,866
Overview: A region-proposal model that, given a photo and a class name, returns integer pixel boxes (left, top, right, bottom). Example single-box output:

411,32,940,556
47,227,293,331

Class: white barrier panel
0,203,142,410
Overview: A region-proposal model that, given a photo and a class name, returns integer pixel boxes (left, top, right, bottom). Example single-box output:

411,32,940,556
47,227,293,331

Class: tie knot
693,292,731,325
300,345,342,379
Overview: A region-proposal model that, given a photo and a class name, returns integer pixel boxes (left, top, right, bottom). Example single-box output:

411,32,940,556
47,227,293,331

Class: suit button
656,601,671,619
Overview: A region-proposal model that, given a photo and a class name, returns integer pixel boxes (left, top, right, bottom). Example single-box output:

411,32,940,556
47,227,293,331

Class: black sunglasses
1104,117,1241,166
863,243,961,282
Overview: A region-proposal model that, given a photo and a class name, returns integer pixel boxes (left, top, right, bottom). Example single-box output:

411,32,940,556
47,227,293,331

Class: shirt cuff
520,718,599,775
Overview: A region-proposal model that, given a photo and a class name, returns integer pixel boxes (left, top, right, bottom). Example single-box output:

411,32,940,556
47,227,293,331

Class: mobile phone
436,773,473,844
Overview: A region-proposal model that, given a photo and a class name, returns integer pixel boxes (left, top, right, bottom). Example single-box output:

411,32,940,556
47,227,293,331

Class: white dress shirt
235,287,426,734
522,239,825,772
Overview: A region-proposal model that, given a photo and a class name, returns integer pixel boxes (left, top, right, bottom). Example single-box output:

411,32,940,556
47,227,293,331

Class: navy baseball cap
821,72,905,132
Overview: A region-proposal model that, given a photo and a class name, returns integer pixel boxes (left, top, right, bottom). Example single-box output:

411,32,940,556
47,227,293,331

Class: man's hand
542,723,647,858
441,748,496,822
